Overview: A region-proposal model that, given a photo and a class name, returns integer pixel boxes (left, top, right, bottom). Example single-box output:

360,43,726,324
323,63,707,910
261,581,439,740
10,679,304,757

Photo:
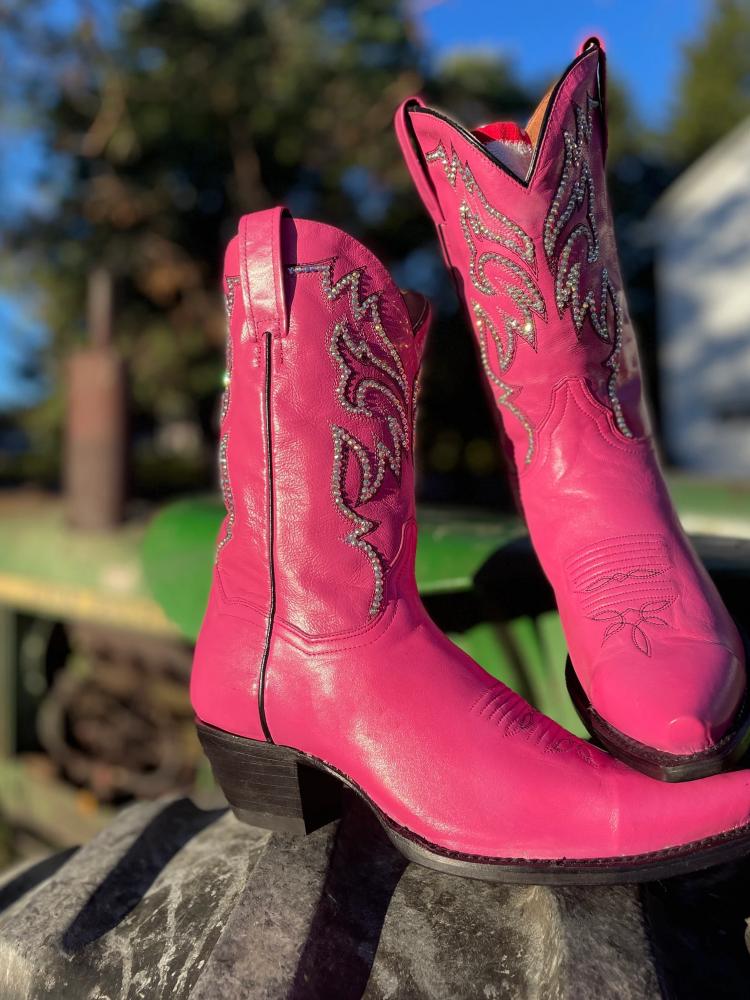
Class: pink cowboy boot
395,38,749,781
191,206,750,882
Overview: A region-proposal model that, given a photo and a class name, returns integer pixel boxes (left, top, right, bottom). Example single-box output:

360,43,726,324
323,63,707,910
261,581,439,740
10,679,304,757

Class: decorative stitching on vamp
566,534,676,656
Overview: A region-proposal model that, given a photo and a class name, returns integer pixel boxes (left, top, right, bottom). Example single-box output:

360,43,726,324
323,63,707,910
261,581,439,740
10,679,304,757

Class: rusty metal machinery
37,625,199,803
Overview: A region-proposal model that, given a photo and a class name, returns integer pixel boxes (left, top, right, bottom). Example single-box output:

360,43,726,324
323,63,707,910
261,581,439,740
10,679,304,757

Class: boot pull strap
239,206,290,343
394,99,445,225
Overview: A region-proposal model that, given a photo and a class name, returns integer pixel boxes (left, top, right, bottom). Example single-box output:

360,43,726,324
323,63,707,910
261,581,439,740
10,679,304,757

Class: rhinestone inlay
472,301,535,464
289,260,411,618
329,319,410,499
225,274,241,315
426,143,536,267
425,141,544,462
290,261,407,394
331,425,385,618
216,432,234,558
543,95,632,437
220,275,241,424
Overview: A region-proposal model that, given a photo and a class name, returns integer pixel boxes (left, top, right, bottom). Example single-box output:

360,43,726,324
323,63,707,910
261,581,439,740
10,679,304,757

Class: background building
654,116,750,477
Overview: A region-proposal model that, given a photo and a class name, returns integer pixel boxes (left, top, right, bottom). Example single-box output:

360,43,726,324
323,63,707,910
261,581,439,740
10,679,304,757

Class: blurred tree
3,0,429,489
667,0,750,163
2,1,538,504
0,2,662,503
426,48,532,123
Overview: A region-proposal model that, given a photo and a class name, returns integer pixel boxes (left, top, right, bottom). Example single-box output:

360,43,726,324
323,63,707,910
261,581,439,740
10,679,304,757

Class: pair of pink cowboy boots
191,40,750,883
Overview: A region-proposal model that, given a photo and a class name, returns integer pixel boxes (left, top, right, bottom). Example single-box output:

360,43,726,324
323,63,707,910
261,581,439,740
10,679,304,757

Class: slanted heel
196,720,342,835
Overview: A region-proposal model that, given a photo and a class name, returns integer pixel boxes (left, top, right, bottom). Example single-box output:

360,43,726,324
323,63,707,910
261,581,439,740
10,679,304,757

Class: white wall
656,122,750,476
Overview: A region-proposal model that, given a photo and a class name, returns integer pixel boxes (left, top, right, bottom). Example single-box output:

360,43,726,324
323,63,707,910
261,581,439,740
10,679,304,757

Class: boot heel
196,720,342,835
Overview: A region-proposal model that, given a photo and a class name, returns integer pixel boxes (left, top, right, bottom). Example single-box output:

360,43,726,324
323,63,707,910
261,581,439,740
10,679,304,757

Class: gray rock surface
0,793,749,999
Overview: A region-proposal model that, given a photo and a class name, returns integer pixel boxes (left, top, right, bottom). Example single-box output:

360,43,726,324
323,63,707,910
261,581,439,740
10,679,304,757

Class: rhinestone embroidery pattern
220,275,240,425
225,274,241,316
215,275,241,560
289,260,411,617
426,141,544,463
425,143,535,266
472,303,536,464
216,432,234,558
291,261,407,393
330,319,410,496
543,95,632,437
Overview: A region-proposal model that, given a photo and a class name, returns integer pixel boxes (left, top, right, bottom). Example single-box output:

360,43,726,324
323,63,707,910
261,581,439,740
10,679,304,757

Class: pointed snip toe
566,632,750,780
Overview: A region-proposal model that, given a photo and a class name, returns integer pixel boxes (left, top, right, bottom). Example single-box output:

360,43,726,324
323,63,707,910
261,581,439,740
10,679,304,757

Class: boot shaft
397,40,650,470
216,209,428,638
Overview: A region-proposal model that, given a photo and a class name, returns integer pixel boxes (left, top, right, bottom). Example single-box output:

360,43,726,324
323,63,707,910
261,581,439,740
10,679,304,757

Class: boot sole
196,719,750,885
565,637,750,782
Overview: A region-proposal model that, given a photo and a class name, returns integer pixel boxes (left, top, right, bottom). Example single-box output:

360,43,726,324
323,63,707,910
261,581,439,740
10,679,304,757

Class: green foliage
3,0,537,499
667,0,750,163
5,1,428,463
427,48,531,123
0,4,660,499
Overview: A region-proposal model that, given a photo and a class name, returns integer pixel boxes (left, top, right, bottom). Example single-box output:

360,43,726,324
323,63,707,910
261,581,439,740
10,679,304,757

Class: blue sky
419,0,707,126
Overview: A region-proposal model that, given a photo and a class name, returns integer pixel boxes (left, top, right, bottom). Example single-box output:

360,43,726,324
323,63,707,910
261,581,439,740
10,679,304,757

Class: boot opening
400,290,430,333
470,36,602,182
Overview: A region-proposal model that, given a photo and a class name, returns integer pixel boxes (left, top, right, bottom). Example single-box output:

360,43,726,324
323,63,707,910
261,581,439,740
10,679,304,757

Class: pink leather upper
192,206,750,862
396,41,745,756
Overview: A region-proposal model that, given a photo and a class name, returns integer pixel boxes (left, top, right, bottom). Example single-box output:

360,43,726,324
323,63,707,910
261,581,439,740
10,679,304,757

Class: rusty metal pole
64,268,128,529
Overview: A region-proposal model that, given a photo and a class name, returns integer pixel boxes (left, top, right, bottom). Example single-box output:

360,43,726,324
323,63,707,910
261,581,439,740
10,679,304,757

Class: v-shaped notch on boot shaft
397,36,607,199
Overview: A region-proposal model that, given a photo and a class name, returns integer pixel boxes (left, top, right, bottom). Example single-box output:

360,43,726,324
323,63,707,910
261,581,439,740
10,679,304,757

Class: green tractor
0,479,748,861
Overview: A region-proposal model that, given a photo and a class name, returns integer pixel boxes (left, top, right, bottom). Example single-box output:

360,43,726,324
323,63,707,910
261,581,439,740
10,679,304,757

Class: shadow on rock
61,800,224,953
643,856,750,999
288,792,408,1000
0,848,79,916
